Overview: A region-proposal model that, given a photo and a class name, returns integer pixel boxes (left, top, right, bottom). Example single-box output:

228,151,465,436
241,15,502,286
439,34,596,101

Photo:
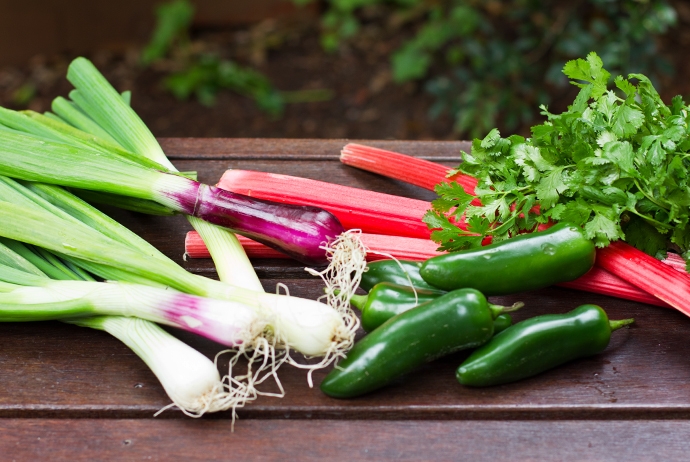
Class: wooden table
2,139,689,461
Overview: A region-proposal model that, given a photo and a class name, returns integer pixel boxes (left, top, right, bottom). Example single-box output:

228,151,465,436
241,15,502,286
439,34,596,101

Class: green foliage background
296,0,678,138
141,0,286,115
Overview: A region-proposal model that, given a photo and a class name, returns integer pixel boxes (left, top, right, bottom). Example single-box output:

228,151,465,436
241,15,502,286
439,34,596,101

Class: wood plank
1,419,689,461
0,281,688,420
158,138,472,161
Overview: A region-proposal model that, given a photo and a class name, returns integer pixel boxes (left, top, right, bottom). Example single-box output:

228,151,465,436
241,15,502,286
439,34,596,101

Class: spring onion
0,239,265,419
0,176,353,357
49,57,361,330
0,128,346,265
47,60,263,289
0,58,360,372
65,57,345,265
0,267,263,345
56,58,360,358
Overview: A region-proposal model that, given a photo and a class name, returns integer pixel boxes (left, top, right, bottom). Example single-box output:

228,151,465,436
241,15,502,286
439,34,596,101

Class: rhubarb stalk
186,231,444,261
597,243,690,316
218,169,434,239
340,143,477,194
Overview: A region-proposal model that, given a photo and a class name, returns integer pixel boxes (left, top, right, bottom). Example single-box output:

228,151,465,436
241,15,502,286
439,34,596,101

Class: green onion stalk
0,126,344,266
49,64,263,289
0,266,261,346
0,176,354,357
0,58,362,380
56,58,363,315
0,239,264,418
60,57,344,268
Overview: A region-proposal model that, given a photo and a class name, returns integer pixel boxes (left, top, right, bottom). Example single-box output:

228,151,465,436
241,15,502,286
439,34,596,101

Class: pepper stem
348,293,368,311
331,288,368,311
609,318,635,331
488,301,524,319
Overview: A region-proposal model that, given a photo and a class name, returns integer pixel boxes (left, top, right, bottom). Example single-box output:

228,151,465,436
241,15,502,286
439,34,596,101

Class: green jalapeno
419,222,596,294
350,282,446,331
492,313,513,335
321,288,514,398
350,282,519,332
456,304,634,387
360,259,440,292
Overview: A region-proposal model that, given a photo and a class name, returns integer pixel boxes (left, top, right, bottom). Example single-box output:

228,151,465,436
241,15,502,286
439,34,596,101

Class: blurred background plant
0,0,686,140
140,0,286,115
140,0,332,116
295,0,678,138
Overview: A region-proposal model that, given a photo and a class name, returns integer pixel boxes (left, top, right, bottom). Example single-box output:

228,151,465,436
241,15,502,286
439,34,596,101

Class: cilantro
427,52,690,266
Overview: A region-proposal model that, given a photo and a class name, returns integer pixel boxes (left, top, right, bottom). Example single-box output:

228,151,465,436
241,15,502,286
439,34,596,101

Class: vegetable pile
185,52,690,398
1,51,680,411
0,57,367,421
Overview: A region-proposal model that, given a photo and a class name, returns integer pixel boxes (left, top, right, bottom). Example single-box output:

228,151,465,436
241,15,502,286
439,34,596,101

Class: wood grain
0,419,688,461
158,138,473,161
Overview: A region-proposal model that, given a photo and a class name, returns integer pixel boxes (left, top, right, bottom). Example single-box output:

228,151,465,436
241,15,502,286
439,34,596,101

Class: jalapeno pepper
350,282,519,332
492,313,513,335
419,222,596,294
320,288,511,398
456,304,634,387
350,282,446,331
360,259,441,292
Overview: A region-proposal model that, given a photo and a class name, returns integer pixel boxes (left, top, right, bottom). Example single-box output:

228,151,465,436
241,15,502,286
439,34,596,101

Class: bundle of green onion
0,237,259,417
0,57,360,417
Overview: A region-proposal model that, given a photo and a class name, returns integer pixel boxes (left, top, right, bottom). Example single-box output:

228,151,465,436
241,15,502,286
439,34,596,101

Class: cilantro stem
633,179,670,211
495,186,533,200
627,208,673,231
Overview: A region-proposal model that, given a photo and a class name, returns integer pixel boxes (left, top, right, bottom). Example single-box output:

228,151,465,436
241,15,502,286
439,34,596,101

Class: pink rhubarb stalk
218,169,435,239
186,231,444,262
597,242,690,316
341,143,477,194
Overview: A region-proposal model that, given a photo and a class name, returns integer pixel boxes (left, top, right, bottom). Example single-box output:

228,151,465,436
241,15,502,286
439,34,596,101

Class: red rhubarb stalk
558,266,670,308
341,143,477,194
597,242,690,316
185,231,444,261
218,170,435,239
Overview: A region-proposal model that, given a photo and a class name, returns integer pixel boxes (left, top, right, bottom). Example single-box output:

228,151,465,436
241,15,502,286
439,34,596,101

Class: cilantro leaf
562,51,610,98
480,128,501,149
584,208,622,247
601,141,636,177
612,105,644,137
423,210,482,251
535,167,568,209
431,182,475,219
614,75,636,100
